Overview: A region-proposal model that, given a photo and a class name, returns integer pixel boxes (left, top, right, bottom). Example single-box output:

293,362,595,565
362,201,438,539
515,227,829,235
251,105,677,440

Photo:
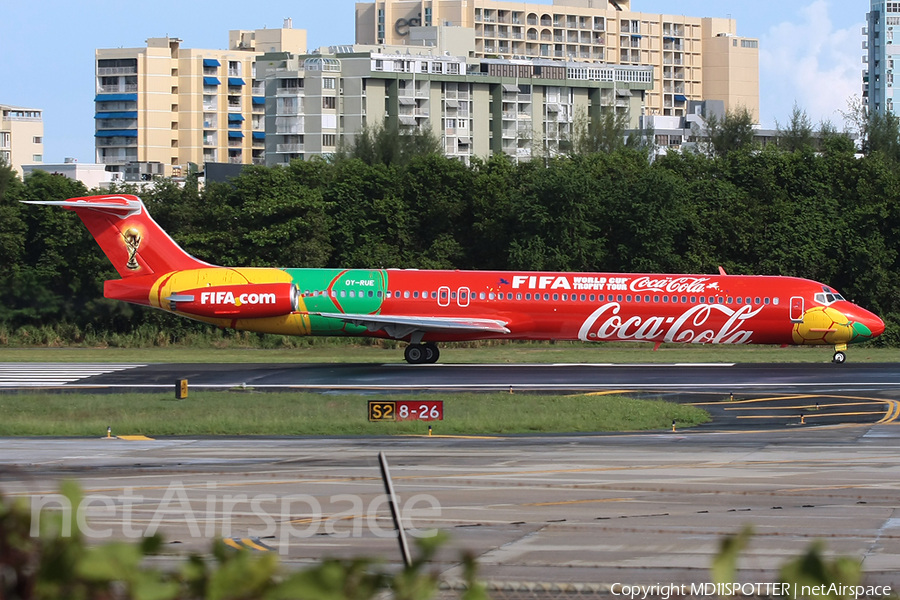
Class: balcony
95,138,137,147
97,84,138,93
97,66,137,75
228,156,243,164
252,157,265,165
277,143,304,153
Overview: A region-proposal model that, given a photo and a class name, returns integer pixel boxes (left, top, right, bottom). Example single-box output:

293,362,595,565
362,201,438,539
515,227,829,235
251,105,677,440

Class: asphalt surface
2,425,900,586
4,361,900,394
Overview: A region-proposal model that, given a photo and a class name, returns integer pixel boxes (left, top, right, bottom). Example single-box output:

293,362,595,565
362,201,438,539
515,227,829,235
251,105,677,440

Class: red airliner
26,195,884,364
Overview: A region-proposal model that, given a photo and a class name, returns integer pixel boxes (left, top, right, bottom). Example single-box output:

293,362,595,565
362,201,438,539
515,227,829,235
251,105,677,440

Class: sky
2,0,867,163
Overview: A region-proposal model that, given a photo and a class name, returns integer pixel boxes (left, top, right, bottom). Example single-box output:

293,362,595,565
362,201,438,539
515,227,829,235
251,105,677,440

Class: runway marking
725,402,885,411
737,412,886,419
223,538,243,550
116,435,155,441
582,390,634,397
408,434,501,439
522,498,631,506
44,382,900,392
0,363,145,388
877,400,900,424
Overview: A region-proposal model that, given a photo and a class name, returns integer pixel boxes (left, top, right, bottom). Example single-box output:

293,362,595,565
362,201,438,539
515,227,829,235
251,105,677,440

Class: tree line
2,106,900,346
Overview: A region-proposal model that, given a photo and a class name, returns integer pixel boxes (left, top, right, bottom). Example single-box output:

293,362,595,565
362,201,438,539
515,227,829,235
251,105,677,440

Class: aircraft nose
851,308,885,340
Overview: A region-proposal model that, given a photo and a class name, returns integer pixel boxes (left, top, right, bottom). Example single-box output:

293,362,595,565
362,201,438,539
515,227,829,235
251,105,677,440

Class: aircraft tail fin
21,194,212,278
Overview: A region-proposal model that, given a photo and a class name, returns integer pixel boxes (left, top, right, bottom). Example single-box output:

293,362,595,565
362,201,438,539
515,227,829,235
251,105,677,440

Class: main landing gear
404,342,440,364
832,343,848,364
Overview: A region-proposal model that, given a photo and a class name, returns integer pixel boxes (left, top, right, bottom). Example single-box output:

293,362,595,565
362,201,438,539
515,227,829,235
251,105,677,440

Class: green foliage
573,109,629,154
777,104,815,152
5,130,900,346
706,106,756,157
779,542,862,600
0,484,482,600
336,122,442,167
712,529,865,600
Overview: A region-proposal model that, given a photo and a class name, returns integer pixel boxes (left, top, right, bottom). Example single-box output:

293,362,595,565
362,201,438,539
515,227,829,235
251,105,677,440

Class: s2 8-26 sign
368,400,443,421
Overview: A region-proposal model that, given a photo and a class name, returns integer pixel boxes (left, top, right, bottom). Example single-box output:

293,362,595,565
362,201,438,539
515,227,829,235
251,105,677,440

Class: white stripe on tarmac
0,364,145,387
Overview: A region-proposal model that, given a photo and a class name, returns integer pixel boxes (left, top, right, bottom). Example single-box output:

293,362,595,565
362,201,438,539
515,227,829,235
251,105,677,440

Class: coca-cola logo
629,277,712,294
578,302,764,344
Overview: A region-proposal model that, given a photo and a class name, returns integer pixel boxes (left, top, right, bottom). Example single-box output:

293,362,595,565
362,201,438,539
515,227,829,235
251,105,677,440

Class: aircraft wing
306,312,510,340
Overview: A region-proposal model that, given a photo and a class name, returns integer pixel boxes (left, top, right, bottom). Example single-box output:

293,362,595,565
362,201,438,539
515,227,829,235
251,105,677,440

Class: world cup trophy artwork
123,227,142,270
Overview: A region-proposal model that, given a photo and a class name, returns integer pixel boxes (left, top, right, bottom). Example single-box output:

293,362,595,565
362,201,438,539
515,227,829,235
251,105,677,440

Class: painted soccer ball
792,306,851,345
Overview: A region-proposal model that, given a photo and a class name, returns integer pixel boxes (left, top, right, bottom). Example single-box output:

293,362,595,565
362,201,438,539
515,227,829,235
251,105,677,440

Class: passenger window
377,291,383,297
489,293,496,300
736,297,742,304
590,294,596,301
754,297,760,304
617,294,623,302
441,291,448,299
508,292,514,299
479,292,486,300
368,291,374,297
526,293,532,300
386,291,392,298
681,296,687,303
718,297,724,304
635,295,641,303
773,297,780,305
516,293,522,300
671,296,678,303
543,293,550,300
413,291,419,299
451,292,457,299
644,295,650,302
690,296,696,303
598,295,605,301
403,291,409,298
460,292,467,300
562,294,568,301
765,297,770,305
553,293,559,301
340,290,347,298
654,295,659,302
745,297,751,304
727,297,733,304
580,294,586,301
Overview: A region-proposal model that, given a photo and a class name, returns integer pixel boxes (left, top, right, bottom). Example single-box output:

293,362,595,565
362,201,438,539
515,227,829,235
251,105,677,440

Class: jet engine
164,283,300,319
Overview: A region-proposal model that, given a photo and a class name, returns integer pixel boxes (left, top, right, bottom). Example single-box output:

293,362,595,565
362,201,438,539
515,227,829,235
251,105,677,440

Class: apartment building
863,1,899,114
259,45,652,165
94,24,306,176
355,0,759,120
1,104,44,176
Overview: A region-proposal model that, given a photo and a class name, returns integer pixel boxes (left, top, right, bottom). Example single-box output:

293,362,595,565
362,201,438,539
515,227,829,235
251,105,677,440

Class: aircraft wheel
832,351,847,364
424,342,440,364
404,343,427,364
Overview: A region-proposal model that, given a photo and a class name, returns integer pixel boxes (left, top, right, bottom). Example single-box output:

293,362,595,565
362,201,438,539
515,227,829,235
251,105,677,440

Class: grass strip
0,392,709,436
0,343,895,363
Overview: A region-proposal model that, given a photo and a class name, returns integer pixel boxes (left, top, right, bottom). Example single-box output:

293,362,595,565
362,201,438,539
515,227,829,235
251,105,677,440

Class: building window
33,136,42,144
33,154,43,162
741,39,758,48
323,78,336,89
322,134,336,147
323,96,336,109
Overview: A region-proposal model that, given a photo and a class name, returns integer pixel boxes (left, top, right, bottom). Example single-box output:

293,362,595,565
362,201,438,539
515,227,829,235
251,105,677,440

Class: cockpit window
815,292,845,306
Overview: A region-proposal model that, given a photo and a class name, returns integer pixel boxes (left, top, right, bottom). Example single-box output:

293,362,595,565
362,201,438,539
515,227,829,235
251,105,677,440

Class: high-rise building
355,0,759,120
1,104,44,176
260,45,652,165
863,2,898,114
94,24,307,176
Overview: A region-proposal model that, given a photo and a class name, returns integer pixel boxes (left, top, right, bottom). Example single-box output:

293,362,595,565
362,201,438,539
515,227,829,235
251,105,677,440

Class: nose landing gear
832,343,848,364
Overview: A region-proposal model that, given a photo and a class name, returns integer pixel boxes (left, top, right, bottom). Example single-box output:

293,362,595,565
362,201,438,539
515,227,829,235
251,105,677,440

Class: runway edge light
176,379,188,400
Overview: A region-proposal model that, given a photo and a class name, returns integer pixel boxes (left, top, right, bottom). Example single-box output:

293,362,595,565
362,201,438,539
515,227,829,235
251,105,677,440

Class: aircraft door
790,296,805,323
457,287,470,307
438,286,450,307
